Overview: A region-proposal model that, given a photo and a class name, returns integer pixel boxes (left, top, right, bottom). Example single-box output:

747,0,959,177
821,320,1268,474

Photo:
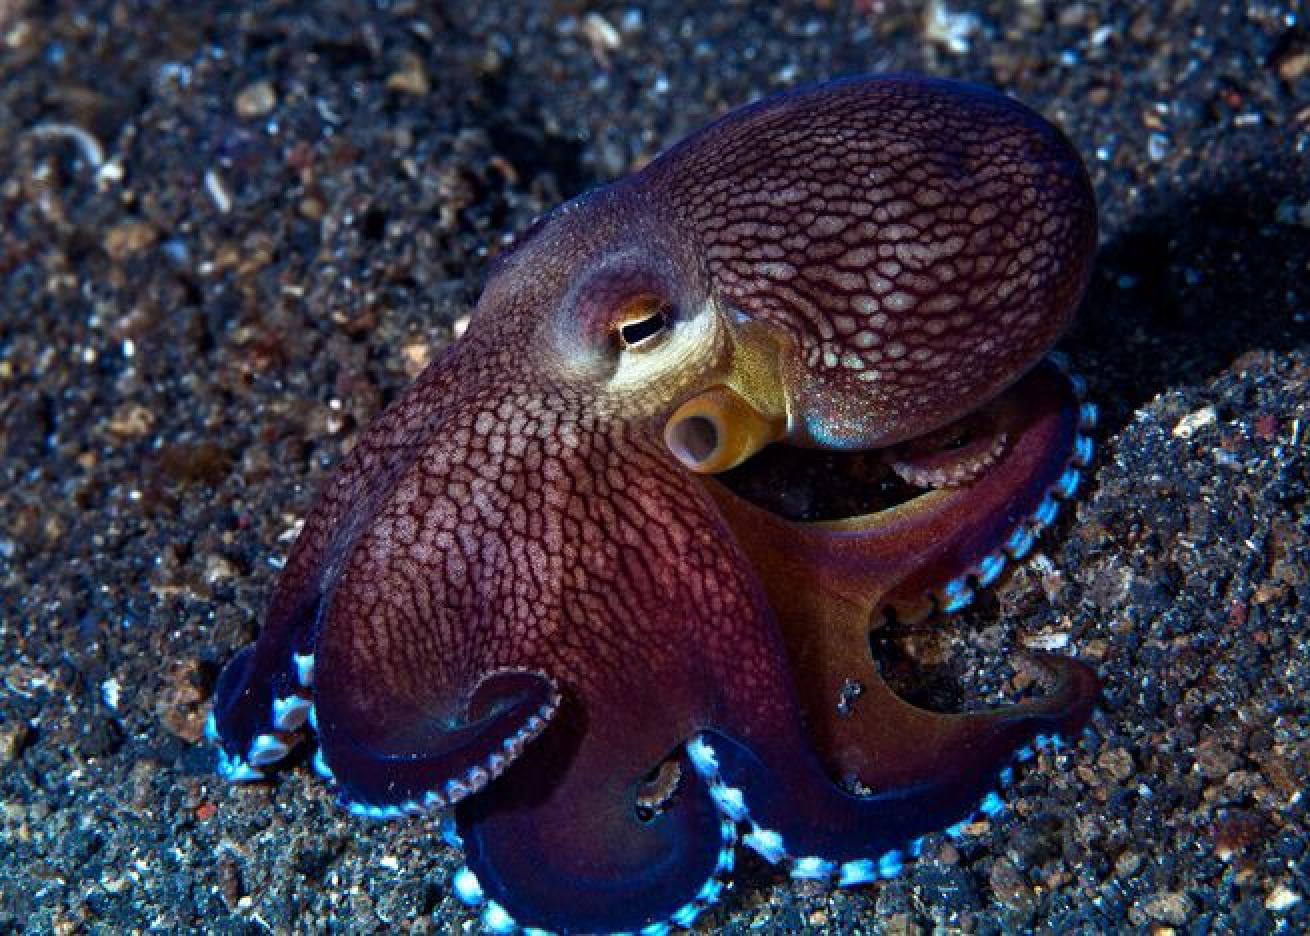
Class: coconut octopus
209,74,1100,934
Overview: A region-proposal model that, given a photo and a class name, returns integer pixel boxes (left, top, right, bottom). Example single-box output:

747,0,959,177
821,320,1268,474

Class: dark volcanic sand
2,1,1309,932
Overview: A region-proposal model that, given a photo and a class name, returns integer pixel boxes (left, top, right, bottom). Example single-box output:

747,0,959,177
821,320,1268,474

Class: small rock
1266,886,1303,912
0,722,30,765
1195,739,1239,779
78,717,124,758
1129,10,1154,42
103,219,158,261
218,855,244,909
1098,746,1136,781
1277,51,1310,81
298,194,325,220
989,858,1035,911
101,677,121,710
194,801,217,822
204,168,232,213
157,441,233,485
1255,752,1305,801
107,402,156,439
1021,631,1070,651
1172,405,1217,439
915,861,981,913
1083,637,1110,660
400,339,433,379
1270,556,1307,589
386,54,430,95
234,80,277,118
1211,809,1269,858
1114,851,1142,877
156,659,211,744
900,631,951,666
1142,891,1193,925
1253,413,1279,440
923,0,980,54
204,555,237,584
581,12,621,67
883,914,923,936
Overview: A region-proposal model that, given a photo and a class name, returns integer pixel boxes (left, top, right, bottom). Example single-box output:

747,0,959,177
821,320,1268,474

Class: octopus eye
616,297,672,350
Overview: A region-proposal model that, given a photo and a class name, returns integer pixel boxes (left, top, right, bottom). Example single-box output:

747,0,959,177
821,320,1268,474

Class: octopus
209,74,1100,933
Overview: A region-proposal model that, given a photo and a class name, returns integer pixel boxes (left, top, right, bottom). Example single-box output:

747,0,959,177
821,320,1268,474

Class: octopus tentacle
313,665,562,820
454,709,735,934
690,697,1088,892
927,355,1097,617
887,413,1009,489
301,542,566,816
209,593,324,782
705,361,1097,790
684,629,1094,899
209,358,468,783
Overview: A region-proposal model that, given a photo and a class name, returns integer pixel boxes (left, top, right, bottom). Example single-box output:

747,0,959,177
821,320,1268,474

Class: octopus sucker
209,73,1099,934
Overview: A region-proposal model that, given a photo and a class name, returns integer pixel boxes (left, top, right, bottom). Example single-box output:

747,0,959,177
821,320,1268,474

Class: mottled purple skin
212,75,1099,932
649,74,1095,447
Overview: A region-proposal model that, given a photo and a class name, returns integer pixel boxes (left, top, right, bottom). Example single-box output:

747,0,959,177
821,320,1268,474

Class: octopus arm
209,589,323,781
209,358,465,780
304,535,565,815
449,450,790,934
313,662,562,818
456,711,731,934
691,361,1098,869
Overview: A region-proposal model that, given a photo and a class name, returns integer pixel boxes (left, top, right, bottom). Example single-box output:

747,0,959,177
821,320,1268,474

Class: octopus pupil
619,308,668,347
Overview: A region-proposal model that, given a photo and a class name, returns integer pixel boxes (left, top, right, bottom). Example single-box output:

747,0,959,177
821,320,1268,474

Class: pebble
1114,851,1143,877
1277,52,1310,81
1267,887,1303,912
923,0,980,54
157,441,234,486
581,12,621,68
156,662,211,745
400,339,434,378
1172,405,1217,438
387,54,430,95
1210,809,1269,858
988,858,1035,911
1142,891,1194,925
1194,739,1239,779
882,914,923,936
204,555,237,584
234,79,277,118
0,723,29,766
102,219,158,260
1098,746,1136,781
107,402,156,438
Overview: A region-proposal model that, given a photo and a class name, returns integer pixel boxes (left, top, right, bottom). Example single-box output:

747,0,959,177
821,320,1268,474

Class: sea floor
1,1,1308,932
